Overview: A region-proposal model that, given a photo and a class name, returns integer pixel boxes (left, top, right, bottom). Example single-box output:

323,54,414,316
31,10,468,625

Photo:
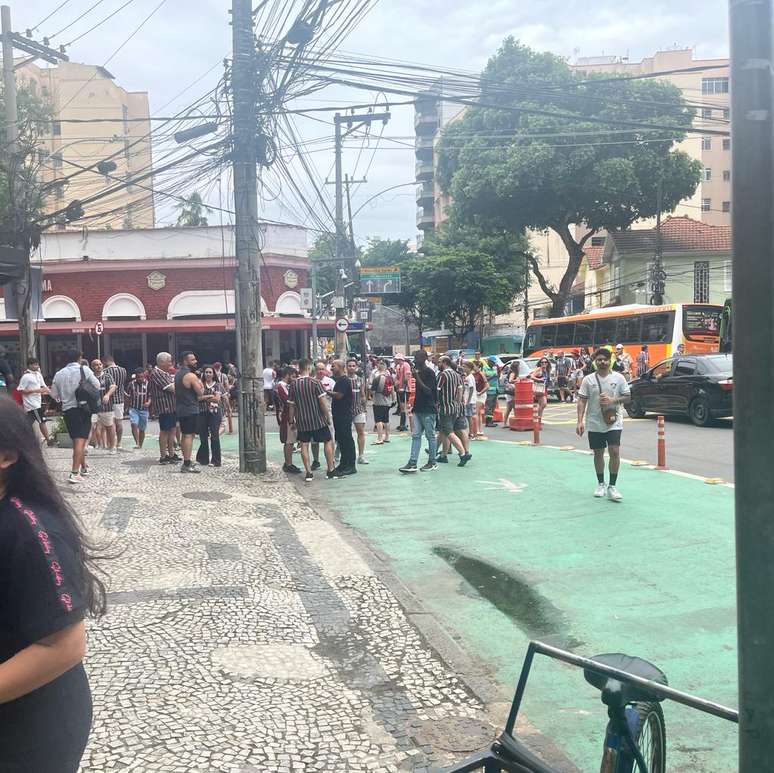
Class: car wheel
689,397,712,427
626,399,646,419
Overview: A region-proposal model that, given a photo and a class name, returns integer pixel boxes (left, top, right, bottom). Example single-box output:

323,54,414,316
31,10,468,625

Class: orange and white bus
522,303,722,363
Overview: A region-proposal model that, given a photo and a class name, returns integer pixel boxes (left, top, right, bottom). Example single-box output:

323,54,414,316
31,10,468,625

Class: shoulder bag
595,373,618,426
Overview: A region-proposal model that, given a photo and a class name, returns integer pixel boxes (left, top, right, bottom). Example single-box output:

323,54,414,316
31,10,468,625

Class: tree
175,192,210,227
361,236,413,267
437,38,703,316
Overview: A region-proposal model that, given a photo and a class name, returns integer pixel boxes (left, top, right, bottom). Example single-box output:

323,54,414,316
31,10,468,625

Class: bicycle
444,640,738,773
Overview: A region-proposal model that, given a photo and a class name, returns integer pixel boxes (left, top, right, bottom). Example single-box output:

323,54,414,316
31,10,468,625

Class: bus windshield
683,306,721,341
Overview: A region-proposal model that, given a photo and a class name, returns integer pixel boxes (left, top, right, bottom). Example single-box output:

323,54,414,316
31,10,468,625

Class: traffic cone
492,399,504,423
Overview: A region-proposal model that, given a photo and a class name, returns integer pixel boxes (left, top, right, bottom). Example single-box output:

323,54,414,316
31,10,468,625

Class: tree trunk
549,224,586,317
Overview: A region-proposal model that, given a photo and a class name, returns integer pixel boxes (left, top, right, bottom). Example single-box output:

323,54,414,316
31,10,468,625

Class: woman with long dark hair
196,364,224,467
529,357,552,426
0,396,107,772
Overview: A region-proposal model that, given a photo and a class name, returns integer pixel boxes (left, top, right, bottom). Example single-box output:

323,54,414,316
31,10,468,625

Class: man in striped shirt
436,356,472,467
125,368,151,449
103,355,128,449
287,359,336,482
149,352,179,465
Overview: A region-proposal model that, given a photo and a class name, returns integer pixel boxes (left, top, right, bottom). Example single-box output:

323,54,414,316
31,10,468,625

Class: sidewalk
53,445,495,772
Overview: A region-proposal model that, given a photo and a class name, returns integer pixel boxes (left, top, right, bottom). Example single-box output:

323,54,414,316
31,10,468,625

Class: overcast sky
16,0,730,244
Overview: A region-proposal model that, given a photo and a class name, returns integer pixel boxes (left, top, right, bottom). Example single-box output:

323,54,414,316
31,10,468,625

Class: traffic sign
95,322,104,336
360,266,401,294
300,288,314,310
335,318,349,332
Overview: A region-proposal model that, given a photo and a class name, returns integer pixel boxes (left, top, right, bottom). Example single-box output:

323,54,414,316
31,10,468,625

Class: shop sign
147,271,166,290
283,269,299,289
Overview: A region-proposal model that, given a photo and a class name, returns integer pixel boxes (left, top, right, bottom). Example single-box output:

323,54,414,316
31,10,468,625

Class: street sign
360,266,401,294
300,287,314,310
359,310,369,320
95,322,104,336
335,318,349,332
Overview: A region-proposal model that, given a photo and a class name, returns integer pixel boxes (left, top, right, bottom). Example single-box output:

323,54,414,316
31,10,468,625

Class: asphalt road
486,399,735,482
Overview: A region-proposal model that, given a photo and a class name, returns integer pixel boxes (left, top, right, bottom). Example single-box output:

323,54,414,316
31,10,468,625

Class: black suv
627,353,733,427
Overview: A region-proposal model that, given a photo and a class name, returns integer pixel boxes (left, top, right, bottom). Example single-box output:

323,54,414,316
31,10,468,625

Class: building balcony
414,110,439,134
416,182,434,205
416,206,435,231
415,134,434,160
415,159,434,181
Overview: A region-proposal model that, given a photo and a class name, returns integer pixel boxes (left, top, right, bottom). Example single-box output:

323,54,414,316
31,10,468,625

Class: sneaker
357,456,369,465
457,453,472,467
180,463,201,474
436,455,448,464
283,463,301,474
420,462,438,472
337,467,357,476
311,461,321,471
80,466,89,477
304,472,313,482
607,485,623,503
159,456,170,465
108,447,117,455
399,462,418,474
68,472,84,484
326,469,341,480
594,483,607,498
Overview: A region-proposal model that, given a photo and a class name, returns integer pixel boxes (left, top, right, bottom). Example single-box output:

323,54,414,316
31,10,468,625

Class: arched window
102,293,146,320
42,295,81,321
275,291,302,315
168,290,269,318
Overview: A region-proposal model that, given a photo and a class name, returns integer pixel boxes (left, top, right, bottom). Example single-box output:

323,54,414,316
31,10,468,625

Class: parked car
626,353,733,427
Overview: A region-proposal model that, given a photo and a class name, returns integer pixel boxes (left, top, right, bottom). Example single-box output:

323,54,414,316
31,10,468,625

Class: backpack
376,374,393,397
75,365,101,414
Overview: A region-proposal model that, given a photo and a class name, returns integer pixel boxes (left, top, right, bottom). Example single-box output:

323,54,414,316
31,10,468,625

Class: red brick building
0,224,335,374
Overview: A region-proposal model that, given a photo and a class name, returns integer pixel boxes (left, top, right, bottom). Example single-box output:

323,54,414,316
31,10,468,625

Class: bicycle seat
584,653,668,705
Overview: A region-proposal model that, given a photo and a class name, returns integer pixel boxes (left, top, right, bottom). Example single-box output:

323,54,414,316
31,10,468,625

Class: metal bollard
533,402,541,445
657,414,666,469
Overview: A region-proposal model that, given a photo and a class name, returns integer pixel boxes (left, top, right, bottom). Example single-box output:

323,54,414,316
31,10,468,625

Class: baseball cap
615,344,624,350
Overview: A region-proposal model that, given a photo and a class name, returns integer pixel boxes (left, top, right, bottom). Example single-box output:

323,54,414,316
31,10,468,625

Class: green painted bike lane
224,431,738,770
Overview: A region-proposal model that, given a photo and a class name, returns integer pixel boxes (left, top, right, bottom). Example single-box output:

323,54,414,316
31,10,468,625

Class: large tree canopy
437,38,702,316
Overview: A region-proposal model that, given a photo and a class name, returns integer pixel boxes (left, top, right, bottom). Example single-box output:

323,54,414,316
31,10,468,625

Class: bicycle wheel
629,702,666,773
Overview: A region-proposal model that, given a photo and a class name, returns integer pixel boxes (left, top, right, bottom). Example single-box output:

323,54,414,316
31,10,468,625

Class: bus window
574,321,594,346
524,326,541,356
617,314,642,343
594,317,618,345
541,324,557,348
683,306,721,341
555,323,574,347
642,312,674,343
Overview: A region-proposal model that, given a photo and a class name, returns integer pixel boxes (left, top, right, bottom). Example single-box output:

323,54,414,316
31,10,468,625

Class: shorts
128,408,149,431
476,394,487,405
26,408,46,424
279,421,298,445
158,412,177,432
64,407,92,440
588,430,622,450
465,404,475,418
96,411,114,428
373,405,391,424
353,412,366,425
439,411,468,434
178,414,198,435
297,426,332,444
113,403,125,420
557,377,568,388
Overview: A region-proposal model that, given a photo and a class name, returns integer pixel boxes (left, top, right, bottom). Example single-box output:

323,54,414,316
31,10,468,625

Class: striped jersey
287,376,327,432
349,375,365,417
149,366,176,414
104,364,127,406
125,379,150,412
437,367,464,414
95,370,115,410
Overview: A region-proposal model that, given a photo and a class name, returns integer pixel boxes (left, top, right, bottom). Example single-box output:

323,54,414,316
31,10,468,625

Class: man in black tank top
175,351,205,472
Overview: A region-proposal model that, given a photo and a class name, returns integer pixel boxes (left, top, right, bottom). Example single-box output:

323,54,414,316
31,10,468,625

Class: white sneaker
594,482,607,498
607,485,623,502
358,457,369,464
68,473,84,484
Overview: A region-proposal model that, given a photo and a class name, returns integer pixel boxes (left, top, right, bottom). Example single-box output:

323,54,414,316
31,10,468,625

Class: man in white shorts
18,358,52,445
103,355,127,449
347,358,368,464
91,358,118,453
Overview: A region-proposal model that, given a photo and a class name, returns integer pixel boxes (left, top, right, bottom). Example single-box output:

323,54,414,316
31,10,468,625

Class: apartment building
17,60,154,230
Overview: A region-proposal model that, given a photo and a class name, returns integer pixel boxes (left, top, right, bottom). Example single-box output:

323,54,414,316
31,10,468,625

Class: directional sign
95,321,104,336
360,266,401,295
335,318,349,333
300,287,314,310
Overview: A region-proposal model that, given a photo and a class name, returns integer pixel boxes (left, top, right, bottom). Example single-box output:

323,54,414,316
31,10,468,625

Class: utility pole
331,110,390,356
1,5,66,370
231,0,266,473
650,175,665,305
730,0,774,769
310,261,319,359
523,260,529,331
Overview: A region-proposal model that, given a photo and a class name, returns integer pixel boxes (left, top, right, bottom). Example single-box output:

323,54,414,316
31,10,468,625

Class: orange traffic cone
492,398,504,423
